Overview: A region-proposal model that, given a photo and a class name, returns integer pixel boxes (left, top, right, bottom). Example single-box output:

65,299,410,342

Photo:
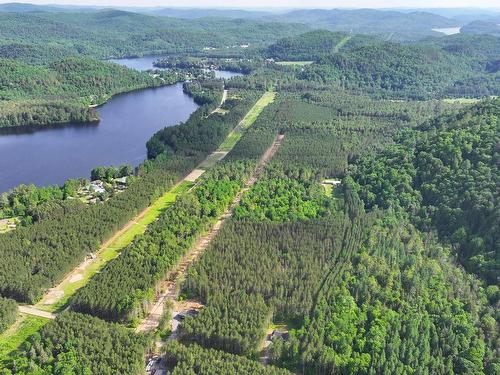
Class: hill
350,98,500,284
461,20,500,37
266,31,500,99
0,10,310,63
268,8,459,40
0,56,162,127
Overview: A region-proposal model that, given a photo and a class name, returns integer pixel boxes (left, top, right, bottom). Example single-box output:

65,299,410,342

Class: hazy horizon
1,0,499,10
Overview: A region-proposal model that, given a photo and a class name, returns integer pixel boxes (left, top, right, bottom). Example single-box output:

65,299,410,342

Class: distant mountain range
0,3,499,40
461,20,500,37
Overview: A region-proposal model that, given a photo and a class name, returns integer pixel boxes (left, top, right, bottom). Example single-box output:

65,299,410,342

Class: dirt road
18,306,56,320
136,134,284,334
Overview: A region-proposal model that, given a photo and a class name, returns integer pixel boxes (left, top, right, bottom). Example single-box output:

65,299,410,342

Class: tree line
0,297,17,334
3,312,150,374
163,341,291,375
71,161,255,323
0,84,242,303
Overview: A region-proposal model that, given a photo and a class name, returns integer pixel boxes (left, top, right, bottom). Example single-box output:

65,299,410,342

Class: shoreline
0,80,182,133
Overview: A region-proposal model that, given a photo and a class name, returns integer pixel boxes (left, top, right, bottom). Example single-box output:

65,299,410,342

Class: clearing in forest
333,35,352,52
275,61,314,66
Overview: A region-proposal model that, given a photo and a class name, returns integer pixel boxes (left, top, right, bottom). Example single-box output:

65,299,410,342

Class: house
269,330,289,341
322,179,341,186
89,181,106,194
115,176,128,186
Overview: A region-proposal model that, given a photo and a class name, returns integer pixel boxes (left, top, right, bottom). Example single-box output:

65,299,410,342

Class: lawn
0,315,49,360
322,183,333,197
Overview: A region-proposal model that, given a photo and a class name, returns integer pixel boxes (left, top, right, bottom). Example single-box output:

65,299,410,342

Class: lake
0,53,244,193
0,83,198,193
109,56,245,79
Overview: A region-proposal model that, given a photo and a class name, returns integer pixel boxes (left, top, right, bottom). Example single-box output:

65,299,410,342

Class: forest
0,10,309,63
0,57,166,127
262,31,500,99
0,82,243,303
164,341,291,375
349,98,500,285
71,161,254,323
0,5,498,374
271,214,498,374
0,298,16,334
2,312,150,374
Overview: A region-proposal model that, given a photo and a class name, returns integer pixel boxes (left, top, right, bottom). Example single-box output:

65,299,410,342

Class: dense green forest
0,298,16,334
0,181,87,225
3,312,150,374
262,31,500,99
265,30,374,61
0,6,498,374
164,341,291,374
0,56,167,127
349,99,500,285
271,214,499,374
72,161,254,322
227,90,462,177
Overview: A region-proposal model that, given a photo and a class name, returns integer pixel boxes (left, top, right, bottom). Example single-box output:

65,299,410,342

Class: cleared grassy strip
37,181,194,313
0,315,49,360
442,98,481,104
275,61,314,66
333,35,352,52
199,152,227,169
218,91,276,152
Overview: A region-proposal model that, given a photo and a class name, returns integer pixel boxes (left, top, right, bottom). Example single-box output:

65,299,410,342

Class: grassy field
37,181,194,313
0,315,49,360
275,61,314,66
218,91,276,152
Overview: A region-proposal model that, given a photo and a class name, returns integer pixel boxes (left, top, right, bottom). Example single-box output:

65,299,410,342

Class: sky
2,0,500,9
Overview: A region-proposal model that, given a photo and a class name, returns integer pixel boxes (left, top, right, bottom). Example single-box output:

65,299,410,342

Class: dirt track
136,134,284,333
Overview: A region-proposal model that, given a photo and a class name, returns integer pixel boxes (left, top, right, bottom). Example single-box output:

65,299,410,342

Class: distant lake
432,27,461,35
109,55,245,79
0,83,198,193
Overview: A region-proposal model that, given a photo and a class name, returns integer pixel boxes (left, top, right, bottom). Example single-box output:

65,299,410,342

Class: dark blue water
109,56,244,79
0,83,198,192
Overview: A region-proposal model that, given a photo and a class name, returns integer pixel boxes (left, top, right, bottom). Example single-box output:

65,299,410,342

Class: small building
269,330,289,341
322,179,342,186
89,181,106,194
115,176,128,185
